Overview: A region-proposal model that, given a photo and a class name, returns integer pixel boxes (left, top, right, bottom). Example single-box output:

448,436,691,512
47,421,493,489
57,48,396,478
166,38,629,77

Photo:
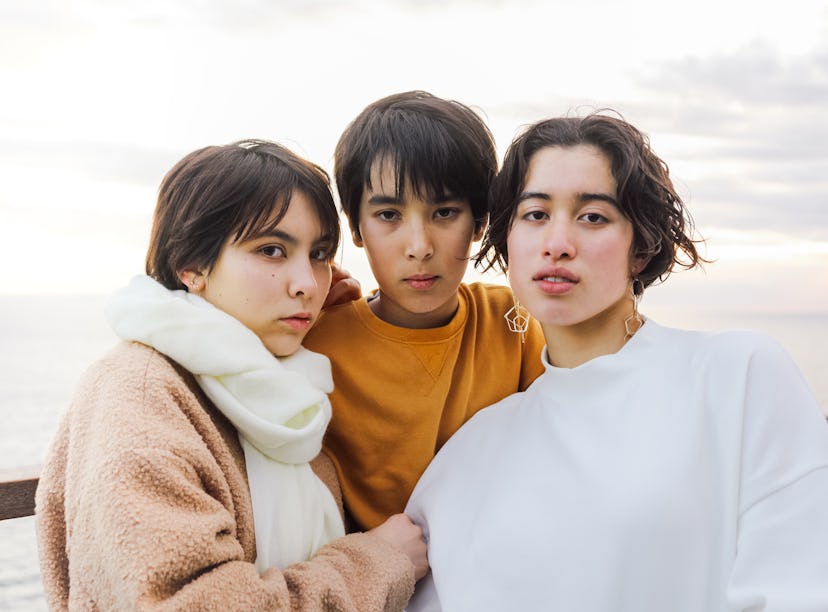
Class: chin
267,339,302,358
531,309,580,328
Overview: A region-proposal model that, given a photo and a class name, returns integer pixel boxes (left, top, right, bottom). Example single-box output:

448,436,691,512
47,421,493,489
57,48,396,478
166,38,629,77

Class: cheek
506,232,530,269
424,216,473,255
358,229,385,258
449,230,476,259
592,234,635,280
505,237,532,297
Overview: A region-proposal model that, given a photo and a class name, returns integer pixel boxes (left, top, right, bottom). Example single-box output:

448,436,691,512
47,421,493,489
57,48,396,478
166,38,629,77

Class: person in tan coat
35,139,427,610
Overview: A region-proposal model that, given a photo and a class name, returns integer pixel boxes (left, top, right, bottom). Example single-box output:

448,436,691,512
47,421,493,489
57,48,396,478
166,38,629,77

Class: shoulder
442,390,527,453
460,283,545,358
702,328,808,391
77,341,193,399
303,300,364,351
707,327,786,355
460,282,514,308
68,341,208,439
646,322,815,413
56,341,245,489
313,299,362,325
670,325,791,369
468,389,527,425
458,282,522,328
639,320,787,366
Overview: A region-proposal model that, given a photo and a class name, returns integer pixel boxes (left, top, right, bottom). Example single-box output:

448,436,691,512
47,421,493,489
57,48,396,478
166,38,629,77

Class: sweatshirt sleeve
725,334,828,611
36,344,414,611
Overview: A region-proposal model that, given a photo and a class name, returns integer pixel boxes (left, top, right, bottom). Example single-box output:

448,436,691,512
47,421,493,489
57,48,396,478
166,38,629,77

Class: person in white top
404,112,828,612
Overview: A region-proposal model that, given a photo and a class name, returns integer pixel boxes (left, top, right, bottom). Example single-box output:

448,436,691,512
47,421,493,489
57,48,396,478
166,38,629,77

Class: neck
368,290,459,329
542,299,640,369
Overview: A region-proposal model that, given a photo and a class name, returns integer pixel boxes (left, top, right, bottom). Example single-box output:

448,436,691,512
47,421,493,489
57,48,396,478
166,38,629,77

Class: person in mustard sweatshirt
302,91,546,531
35,139,427,610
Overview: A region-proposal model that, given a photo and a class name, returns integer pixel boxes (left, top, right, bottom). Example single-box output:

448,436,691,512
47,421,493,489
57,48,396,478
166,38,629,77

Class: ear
473,215,489,242
630,253,651,277
177,268,206,292
351,228,364,248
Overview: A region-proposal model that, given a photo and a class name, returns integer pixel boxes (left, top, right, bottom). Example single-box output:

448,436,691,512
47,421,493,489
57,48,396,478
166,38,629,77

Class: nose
542,219,576,260
405,219,434,261
289,258,319,299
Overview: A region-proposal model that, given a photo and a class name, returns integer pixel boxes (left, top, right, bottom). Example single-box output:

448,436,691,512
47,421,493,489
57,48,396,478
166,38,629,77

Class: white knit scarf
105,275,345,571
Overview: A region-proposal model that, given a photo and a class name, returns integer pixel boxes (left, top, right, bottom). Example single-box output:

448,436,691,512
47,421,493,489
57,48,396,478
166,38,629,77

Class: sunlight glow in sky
1,0,826,314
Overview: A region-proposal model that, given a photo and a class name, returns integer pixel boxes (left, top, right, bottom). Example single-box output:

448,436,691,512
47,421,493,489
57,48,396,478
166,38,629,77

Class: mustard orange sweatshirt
303,283,545,530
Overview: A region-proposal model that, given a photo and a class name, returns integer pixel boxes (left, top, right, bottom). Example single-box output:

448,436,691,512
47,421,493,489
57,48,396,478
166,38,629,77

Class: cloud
0,138,180,187
0,0,825,302
620,43,828,238
492,39,828,242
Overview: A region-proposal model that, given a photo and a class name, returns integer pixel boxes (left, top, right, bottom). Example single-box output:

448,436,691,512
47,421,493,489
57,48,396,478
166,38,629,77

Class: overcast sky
1,0,826,314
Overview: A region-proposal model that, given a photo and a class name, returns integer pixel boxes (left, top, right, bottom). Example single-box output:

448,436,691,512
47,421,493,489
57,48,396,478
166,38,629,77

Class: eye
579,212,607,224
434,207,459,220
521,209,548,222
311,245,334,262
260,244,286,258
377,209,401,222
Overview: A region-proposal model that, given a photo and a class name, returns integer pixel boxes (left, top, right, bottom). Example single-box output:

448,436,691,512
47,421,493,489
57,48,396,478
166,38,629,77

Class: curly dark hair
475,111,705,291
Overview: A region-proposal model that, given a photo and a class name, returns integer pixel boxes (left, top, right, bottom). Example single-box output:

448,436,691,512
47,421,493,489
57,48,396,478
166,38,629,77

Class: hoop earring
504,295,530,344
624,278,644,340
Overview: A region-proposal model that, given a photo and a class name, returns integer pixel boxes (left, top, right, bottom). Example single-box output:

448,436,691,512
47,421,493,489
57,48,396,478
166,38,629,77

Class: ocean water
0,296,117,612
0,294,826,610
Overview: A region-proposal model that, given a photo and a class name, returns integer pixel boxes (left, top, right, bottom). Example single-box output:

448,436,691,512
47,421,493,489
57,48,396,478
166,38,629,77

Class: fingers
369,514,429,581
322,277,362,309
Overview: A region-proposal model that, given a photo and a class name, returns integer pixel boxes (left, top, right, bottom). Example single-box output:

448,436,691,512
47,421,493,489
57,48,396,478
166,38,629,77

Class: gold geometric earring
504,295,530,343
624,278,644,340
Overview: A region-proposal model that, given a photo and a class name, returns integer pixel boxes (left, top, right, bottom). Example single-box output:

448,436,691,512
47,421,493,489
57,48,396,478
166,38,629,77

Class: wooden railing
0,465,40,520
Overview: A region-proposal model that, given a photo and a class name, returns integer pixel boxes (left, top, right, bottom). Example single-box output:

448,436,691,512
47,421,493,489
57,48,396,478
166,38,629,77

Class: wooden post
0,465,40,520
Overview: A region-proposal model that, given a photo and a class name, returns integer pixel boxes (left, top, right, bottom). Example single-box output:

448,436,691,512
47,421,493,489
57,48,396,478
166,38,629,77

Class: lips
404,274,438,290
538,275,574,282
533,267,578,294
533,267,578,283
280,312,313,330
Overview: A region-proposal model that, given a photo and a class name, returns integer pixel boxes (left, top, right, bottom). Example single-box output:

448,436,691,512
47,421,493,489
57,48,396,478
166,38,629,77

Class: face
355,159,483,328
507,145,642,341
184,191,334,357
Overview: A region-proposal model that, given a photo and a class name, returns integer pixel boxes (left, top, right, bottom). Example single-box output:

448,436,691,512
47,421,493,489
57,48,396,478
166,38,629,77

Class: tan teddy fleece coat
35,341,415,611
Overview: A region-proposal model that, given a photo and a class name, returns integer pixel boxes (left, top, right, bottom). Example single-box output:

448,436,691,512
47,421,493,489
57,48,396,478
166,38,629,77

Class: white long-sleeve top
405,319,828,611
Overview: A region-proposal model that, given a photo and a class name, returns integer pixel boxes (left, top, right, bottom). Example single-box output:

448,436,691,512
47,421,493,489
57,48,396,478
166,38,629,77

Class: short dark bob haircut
146,139,340,290
334,90,497,238
475,111,704,291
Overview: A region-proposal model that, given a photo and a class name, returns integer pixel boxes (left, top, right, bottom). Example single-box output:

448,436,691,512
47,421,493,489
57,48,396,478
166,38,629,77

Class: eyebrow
518,191,619,206
246,228,334,245
253,228,296,245
366,194,402,206
366,191,461,206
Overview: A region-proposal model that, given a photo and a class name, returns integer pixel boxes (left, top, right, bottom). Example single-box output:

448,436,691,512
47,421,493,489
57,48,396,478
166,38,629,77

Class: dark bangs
335,91,496,236
231,149,340,253
147,139,339,290
361,110,487,207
